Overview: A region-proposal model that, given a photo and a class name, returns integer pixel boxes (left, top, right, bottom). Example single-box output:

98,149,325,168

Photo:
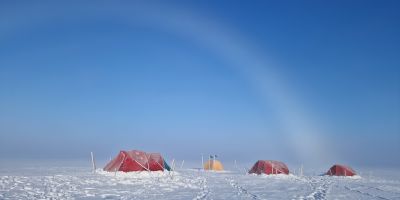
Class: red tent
249,160,289,175
104,150,171,172
326,164,356,176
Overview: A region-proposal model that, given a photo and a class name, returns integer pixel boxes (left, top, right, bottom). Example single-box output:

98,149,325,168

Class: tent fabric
326,164,356,176
203,160,224,171
248,160,289,175
104,150,170,172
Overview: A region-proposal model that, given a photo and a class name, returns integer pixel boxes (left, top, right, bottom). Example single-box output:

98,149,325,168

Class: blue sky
0,1,399,167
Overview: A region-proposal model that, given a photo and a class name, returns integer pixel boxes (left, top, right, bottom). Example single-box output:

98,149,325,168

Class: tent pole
145,153,151,171
155,159,165,171
208,155,211,171
118,153,126,171
268,161,271,175
271,163,274,175
133,158,150,171
213,155,216,171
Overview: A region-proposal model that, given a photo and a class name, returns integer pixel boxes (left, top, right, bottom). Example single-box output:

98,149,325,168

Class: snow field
0,165,399,199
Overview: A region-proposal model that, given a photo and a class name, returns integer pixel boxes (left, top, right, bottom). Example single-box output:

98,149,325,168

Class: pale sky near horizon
0,0,399,167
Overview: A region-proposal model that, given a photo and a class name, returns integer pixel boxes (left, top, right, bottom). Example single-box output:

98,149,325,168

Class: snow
0,161,400,199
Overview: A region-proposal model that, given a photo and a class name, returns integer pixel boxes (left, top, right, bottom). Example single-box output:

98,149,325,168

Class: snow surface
0,161,400,199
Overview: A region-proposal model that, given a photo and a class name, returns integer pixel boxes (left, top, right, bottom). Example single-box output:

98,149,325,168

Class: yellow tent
203,160,224,171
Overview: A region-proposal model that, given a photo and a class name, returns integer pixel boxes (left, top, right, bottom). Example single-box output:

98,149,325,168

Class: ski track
344,185,392,200
354,183,400,196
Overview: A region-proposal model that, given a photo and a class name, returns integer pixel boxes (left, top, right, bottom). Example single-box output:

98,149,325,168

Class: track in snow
193,177,211,200
302,176,332,200
226,177,260,200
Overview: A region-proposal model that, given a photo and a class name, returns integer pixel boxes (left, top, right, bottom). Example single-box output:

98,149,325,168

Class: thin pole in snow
234,160,237,170
171,159,175,171
299,165,301,176
300,164,303,176
90,152,96,173
201,154,204,171
299,164,303,176
180,160,185,169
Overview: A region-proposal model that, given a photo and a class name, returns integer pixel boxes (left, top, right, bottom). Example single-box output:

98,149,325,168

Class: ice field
0,161,400,200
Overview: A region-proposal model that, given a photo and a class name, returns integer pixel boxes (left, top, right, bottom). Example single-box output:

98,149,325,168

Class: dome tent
104,150,171,172
203,160,224,171
248,160,289,175
326,164,356,176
